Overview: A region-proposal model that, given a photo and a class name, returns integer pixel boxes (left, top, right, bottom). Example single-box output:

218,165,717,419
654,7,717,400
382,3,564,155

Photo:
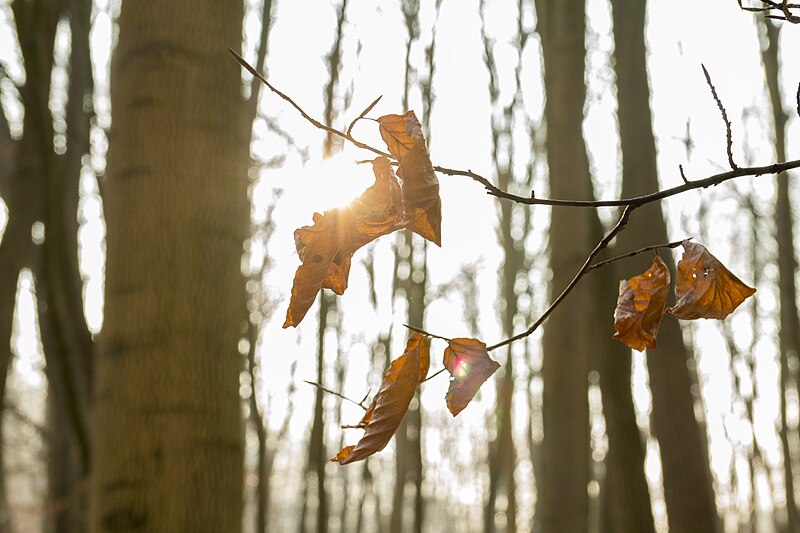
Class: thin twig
587,239,687,271
796,82,799,118
304,380,368,410
422,367,447,383
702,64,738,170
487,206,635,351
403,323,451,342
679,164,690,183
229,49,391,159
346,95,383,137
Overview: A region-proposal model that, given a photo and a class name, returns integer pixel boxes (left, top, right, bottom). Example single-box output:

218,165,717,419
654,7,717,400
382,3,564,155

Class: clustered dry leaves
331,333,499,464
613,241,756,351
283,111,441,328
279,107,757,465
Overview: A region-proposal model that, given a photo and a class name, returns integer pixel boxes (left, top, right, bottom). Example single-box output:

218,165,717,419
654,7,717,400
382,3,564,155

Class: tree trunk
609,1,719,532
4,3,65,530
592,2,661,532
759,18,800,533
535,1,594,531
391,4,427,530
91,3,248,532
481,3,523,528
46,0,96,529
0,77,20,533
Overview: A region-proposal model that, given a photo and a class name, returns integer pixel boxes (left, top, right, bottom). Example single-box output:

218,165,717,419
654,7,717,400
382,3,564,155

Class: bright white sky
1,0,800,531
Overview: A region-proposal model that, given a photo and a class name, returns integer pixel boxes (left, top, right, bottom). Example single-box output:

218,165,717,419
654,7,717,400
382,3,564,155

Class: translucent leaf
378,111,442,246
443,338,500,416
613,255,670,351
331,332,426,464
666,241,756,320
283,157,403,327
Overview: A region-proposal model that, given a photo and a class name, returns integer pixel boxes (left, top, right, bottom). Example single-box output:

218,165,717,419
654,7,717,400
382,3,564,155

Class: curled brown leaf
283,157,403,327
666,241,756,320
613,255,670,351
378,111,442,246
331,332,427,465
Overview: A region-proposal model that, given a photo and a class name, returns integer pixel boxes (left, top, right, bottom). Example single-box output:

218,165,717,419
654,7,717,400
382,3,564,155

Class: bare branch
422,367,447,383
437,159,800,207
232,51,800,211
487,206,636,351
739,0,800,22
679,164,690,183
702,64,738,170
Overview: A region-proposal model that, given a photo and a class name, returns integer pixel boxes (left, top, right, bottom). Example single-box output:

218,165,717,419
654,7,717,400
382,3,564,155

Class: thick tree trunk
609,1,719,532
535,1,594,531
91,3,248,532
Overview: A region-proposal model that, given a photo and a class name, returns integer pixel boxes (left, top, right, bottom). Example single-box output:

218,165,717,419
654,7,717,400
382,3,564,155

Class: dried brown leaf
443,338,500,416
283,212,340,327
666,241,756,320
613,255,670,351
331,332,426,464
283,157,403,327
378,111,442,246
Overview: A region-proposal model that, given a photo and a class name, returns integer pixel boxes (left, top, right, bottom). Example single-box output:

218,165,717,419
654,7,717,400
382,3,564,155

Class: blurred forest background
1,0,800,532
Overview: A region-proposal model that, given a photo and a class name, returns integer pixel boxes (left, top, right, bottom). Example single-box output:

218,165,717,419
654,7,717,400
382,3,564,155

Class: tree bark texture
91,3,248,532
610,1,720,532
536,1,594,531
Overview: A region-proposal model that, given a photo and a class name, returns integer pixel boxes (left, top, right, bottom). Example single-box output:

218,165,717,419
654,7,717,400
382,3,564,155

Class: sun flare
285,150,375,217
